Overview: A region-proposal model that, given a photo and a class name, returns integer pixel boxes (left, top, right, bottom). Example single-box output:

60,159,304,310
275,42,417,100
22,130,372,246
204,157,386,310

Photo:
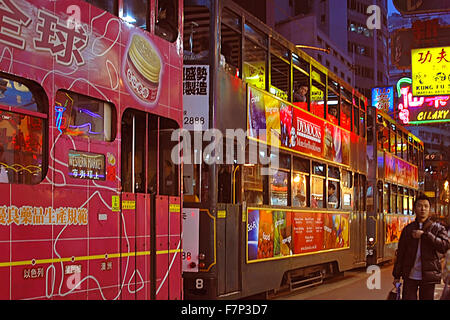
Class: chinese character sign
183,65,209,130
396,77,450,125
372,86,394,113
411,46,450,96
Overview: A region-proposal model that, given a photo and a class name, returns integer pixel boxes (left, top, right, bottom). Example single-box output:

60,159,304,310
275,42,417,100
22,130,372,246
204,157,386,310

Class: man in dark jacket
393,193,450,300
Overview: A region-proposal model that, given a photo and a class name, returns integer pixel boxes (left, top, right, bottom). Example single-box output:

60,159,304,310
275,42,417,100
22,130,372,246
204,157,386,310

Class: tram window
147,114,158,194
391,185,397,214
292,172,308,207
122,0,148,29
184,6,209,60
327,87,339,125
270,169,289,206
311,176,325,208
244,23,267,48
243,164,264,205
353,106,359,135
244,40,267,90
383,183,390,214
402,133,407,161
310,81,325,119
403,189,409,215
292,53,309,74
85,0,116,14
293,157,309,173
222,8,241,30
159,117,179,196
408,141,413,163
313,162,325,176
221,23,241,76
270,54,290,100
359,111,365,138
390,124,396,154
328,166,340,179
293,68,309,110
0,111,45,185
156,0,178,42
341,100,351,131
397,188,403,214
396,131,402,157
327,180,339,209
54,90,115,142
342,170,352,188
408,191,414,215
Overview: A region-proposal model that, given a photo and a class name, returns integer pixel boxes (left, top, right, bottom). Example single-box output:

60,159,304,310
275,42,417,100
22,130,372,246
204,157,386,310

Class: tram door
354,174,367,264
121,110,181,300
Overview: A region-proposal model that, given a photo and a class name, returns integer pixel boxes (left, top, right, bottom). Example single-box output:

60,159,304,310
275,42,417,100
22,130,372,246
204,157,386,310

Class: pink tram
0,0,183,300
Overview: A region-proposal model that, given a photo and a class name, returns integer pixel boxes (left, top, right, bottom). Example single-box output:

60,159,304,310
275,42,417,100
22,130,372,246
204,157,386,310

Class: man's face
414,199,430,221
300,87,308,95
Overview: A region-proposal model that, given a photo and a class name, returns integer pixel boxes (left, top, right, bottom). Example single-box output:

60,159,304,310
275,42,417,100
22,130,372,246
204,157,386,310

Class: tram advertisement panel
247,208,349,262
385,215,414,244
247,86,350,165
384,153,419,189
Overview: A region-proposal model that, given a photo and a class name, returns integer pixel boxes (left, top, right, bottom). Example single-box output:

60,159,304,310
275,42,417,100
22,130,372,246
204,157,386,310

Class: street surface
274,262,446,300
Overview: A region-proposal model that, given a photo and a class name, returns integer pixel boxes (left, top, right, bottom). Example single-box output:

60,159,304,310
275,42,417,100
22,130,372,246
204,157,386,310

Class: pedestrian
392,193,450,300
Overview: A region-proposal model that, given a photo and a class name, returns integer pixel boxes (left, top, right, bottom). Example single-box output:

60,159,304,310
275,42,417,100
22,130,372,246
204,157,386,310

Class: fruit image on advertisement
247,210,260,261
124,34,162,105
257,210,274,259
273,211,292,257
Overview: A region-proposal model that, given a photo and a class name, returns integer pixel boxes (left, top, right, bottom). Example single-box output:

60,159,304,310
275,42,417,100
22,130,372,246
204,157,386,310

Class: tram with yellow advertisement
365,108,424,265
0,0,184,300
182,0,369,299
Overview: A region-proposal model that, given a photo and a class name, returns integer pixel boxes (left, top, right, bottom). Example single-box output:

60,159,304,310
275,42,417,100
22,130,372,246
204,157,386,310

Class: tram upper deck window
353,106,359,135
390,124,396,154
0,74,48,185
156,0,179,42
55,90,115,142
184,6,210,61
85,0,116,14
341,99,352,131
244,23,267,48
270,41,290,100
244,40,267,90
311,81,325,119
293,68,309,111
221,23,241,76
327,81,339,125
122,0,148,29
360,111,366,138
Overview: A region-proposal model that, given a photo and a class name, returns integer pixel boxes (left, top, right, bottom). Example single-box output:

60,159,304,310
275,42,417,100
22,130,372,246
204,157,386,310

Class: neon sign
396,77,450,125
372,86,394,114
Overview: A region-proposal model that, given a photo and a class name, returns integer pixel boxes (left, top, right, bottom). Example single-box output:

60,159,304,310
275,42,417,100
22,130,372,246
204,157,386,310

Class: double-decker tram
365,108,424,266
0,0,184,300
182,0,370,299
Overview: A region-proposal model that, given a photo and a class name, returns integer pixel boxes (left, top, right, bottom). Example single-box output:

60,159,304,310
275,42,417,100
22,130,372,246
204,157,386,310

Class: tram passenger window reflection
328,182,339,209
311,177,324,208
156,0,178,42
292,173,307,207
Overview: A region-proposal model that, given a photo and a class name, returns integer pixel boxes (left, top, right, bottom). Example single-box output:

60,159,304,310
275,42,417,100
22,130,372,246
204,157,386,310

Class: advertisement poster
247,209,349,262
386,215,414,244
183,65,209,131
247,86,361,167
384,153,418,189
372,86,394,114
411,46,450,96
292,107,324,158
